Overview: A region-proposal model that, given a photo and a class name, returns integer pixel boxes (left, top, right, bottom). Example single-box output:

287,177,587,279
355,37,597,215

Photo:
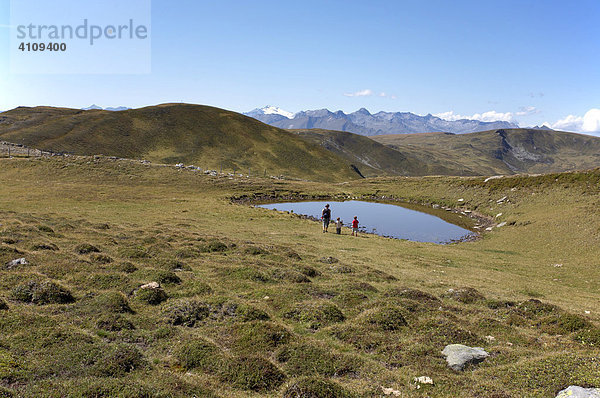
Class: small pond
257,200,475,244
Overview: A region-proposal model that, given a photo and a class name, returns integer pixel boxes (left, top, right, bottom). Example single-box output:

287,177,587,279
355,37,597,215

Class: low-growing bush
92,344,146,377
31,243,58,251
177,339,225,372
0,349,20,382
282,377,355,398
135,287,168,305
364,305,408,331
284,301,345,329
94,292,133,313
96,314,135,332
220,356,286,392
11,280,75,305
538,313,592,335
271,269,311,283
515,299,559,319
201,240,228,253
90,253,113,264
574,328,600,347
276,343,359,377
154,270,182,285
37,225,55,234
75,243,100,254
443,287,485,303
0,299,7,311
162,299,209,326
232,321,291,354
118,262,138,274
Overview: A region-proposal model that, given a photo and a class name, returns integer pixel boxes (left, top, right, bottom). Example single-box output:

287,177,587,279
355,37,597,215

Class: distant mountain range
82,104,130,112
245,106,524,135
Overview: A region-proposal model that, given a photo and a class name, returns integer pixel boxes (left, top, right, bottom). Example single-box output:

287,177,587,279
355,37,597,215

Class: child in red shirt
351,216,359,237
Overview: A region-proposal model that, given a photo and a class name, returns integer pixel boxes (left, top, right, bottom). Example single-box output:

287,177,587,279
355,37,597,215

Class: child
352,216,359,237
335,217,343,234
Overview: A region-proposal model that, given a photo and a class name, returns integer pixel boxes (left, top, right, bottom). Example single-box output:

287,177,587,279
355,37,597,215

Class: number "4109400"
18,42,67,52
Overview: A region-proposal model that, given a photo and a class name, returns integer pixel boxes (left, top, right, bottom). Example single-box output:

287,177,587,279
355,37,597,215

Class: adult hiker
351,216,359,237
321,204,331,233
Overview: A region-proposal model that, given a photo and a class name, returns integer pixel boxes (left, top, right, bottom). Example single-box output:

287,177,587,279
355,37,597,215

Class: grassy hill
0,156,599,397
0,104,360,182
289,129,463,177
372,128,600,175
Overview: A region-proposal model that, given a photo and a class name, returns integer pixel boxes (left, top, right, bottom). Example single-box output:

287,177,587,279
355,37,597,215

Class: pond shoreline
232,193,495,244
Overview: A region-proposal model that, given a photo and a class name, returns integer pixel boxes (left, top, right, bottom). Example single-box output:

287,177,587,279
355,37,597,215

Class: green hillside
372,129,600,175
0,157,599,397
0,104,360,182
289,129,463,177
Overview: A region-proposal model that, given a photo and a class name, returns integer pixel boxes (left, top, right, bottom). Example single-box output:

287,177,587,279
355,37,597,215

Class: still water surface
258,200,474,244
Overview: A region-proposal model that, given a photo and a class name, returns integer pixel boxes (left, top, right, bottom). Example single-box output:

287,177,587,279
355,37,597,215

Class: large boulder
556,386,600,398
441,344,488,371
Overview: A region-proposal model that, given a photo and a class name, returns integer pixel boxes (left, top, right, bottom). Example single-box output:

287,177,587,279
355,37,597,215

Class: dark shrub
75,243,100,254
93,344,146,377
95,292,133,313
154,270,182,285
90,253,113,264
538,313,592,335
162,299,209,326
443,287,485,303
96,314,135,332
31,243,58,251
271,269,311,283
286,251,302,261
364,306,408,331
237,304,270,321
220,356,285,392
38,225,54,234
118,262,138,274
299,266,320,277
385,287,438,302
516,299,559,318
319,257,338,264
11,281,75,305
276,343,359,377
244,246,268,255
177,339,225,372
135,287,168,305
283,377,354,398
232,321,291,354
0,299,7,311
574,328,600,347
201,240,228,253
284,301,345,329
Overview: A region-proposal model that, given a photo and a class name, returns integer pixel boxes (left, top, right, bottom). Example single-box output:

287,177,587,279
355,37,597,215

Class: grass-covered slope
290,129,463,177
0,157,599,397
372,128,600,175
0,104,359,182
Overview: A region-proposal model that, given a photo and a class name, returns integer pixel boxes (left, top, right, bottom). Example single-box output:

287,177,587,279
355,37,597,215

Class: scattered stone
496,222,507,228
414,376,434,385
485,227,493,231
553,263,563,268
485,335,496,343
6,258,28,269
140,282,160,290
441,344,489,371
319,256,339,264
381,386,401,396
496,196,508,204
458,198,464,202
496,213,503,218
555,386,600,398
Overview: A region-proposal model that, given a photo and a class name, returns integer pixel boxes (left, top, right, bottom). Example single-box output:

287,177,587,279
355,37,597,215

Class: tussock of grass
284,301,345,329
282,376,355,398
11,280,75,305
162,299,208,326
220,356,286,392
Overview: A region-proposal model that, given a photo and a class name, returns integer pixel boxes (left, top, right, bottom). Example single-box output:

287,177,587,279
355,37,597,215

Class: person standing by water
321,204,331,233
335,217,343,235
351,216,359,237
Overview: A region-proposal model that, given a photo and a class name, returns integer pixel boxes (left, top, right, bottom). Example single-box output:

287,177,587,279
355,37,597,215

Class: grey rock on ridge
441,344,489,371
245,106,519,135
556,386,600,398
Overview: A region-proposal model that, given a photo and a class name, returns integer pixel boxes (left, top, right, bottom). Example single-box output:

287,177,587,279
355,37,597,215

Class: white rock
496,213,503,218
381,387,401,396
585,310,591,314
496,222,507,228
441,344,489,371
458,198,464,202
485,335,496,342
555,386,600,398
414,376,434,385
496,196,507,203
484,175,504,182
140,282,160,289
553,263,563,268
485,227,493,231
6,258,28,268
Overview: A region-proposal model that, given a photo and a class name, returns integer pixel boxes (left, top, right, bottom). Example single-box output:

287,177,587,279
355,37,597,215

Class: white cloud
551,108,600,135
434,110,515,122
344,89,373,97
516,106,539,116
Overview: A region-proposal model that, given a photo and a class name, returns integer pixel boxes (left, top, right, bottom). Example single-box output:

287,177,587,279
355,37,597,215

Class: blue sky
1,0,599,133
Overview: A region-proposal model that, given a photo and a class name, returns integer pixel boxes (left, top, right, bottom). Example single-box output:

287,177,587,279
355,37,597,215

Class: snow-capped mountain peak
256,105,295,119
